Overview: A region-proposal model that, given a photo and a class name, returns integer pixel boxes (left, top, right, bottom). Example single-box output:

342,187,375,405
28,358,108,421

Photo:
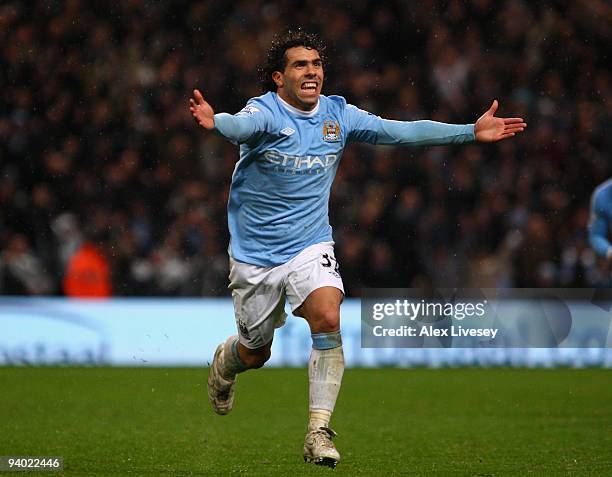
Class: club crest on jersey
322,119,341,142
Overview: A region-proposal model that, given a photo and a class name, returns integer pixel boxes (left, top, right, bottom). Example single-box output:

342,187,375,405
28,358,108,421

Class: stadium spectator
0,234,53,295
63,233,112,298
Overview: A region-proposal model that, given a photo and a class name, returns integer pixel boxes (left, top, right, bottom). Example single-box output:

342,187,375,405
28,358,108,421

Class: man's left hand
475,100,527,142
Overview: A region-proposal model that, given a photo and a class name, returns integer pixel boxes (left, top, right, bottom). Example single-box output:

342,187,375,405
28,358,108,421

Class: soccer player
189,30,526,468
589,178,612,263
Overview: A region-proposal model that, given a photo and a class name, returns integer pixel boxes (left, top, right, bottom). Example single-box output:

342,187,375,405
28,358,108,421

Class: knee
312,308,340,333
240,347,271,369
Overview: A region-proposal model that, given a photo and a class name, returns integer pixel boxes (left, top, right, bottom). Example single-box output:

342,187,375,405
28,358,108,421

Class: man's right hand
189,89,215,130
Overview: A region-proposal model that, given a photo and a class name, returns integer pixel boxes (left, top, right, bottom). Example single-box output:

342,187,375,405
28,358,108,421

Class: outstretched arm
189,89,264,144
348,100,526,146
474,100,526,142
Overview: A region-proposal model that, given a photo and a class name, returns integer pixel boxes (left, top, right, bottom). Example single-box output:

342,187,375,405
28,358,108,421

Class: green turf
0,368,610,476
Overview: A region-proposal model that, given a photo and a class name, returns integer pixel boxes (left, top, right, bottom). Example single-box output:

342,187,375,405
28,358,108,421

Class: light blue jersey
589,178,612,258
214,92,475,266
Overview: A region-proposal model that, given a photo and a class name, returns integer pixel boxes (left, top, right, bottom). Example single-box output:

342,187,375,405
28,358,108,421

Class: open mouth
301,82,318,92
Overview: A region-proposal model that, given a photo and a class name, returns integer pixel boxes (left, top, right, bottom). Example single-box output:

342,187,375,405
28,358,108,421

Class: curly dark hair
259,29,326,93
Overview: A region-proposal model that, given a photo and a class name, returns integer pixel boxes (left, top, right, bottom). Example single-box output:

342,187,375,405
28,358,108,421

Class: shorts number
321,253,339,272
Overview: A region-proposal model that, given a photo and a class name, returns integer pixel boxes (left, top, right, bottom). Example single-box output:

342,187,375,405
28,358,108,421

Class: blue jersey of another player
214,92,475,266
589,178,612,259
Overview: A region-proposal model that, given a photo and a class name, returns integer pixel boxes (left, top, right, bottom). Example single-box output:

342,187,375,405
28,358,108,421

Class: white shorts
228,241,345,349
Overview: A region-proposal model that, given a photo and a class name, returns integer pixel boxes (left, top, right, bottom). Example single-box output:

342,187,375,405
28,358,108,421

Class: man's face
273,46,324,111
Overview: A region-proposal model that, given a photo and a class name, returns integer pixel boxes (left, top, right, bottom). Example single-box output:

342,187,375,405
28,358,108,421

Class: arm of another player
588,190,612,260
189,89,261,144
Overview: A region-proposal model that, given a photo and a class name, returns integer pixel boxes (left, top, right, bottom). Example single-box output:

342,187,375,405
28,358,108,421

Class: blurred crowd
1,0,610,297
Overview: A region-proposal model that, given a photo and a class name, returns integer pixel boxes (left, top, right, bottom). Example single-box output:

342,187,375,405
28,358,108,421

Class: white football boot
303,427,341,468
207,342,235,415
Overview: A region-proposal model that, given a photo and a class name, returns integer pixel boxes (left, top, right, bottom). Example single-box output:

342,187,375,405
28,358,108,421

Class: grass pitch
0,367,610,476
